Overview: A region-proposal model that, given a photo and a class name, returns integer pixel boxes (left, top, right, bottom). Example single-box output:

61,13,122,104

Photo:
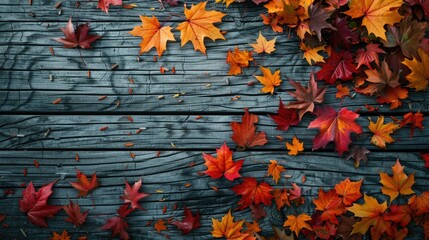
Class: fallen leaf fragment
51,230,71,240
98,0,122,13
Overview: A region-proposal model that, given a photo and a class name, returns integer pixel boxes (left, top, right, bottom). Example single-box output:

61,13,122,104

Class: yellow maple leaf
255,66,282,94
286,136,304,155
267,160,286,184
226,47,253,75
300,43,325,65
368,116,399,148
250,31,276,54
129,16,175,57
402,48,429,91
215,0,235,7
344,0,404,41
176,2,226,55
211,210,249,239
283,213,313,237
380,159,415,202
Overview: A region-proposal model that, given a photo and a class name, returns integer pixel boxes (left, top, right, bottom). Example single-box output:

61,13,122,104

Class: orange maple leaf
230,109,268,150
344,0,404,41
226,47,253,75
368,116,399,148
202,142,244,181
335,178,363,206
211,210,249,239
51,230,71,240
347,194,393,240
300,43,325,66
176,2,226,55
335,84,350,99
402,48,429,91
400,112,424,137
273,188,290,210
215,0,235,7
255,66,282,94
313,188,347,224
231,177,273,210
154,219,167,233
283,214,313,237
286,136,304,155
408,191,429,217
250,31,276,54
129,16,175,57
380,159,415,202
69,170,100,197
376,86,408,109
266,160,285,184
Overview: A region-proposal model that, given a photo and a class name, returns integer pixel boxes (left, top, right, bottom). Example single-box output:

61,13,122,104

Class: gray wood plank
0,150,427,239
1,114,428,151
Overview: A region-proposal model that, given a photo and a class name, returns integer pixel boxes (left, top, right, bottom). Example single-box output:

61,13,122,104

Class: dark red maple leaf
98,0,122,13
250,204,267,220
231,177,273,210
316,50,357,84
101,204,133,240
231,109,268,150
19,181,62,227
63,201,89,227
286,72,327,120
54,18,101,49
309,2,335,41
171,207,201,234
269,99,299,131
331,17,360,48
420,152,429,168
356,43,386,69
121,179,150,210
69,169,100,197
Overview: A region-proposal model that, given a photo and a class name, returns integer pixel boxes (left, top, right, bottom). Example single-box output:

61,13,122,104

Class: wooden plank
1,114,427,151
0,150,427,239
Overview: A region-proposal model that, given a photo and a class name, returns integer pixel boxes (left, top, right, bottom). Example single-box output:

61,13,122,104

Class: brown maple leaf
231,109,268,150
54,18,101,49
69,169,100,197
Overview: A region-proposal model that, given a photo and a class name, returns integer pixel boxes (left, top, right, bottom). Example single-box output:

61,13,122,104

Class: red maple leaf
121,179,149,210
356,43,386,69
69,169,100,197
202,142,244,181
98,0,122,13
269,99,299,131
313,188,346,224
231,109,268,150
63,201,89,227
231,177,273,210
101,204,133,240
331,16,360,48
308,106,362,155
421,153,429,168
316,50,358,84
400,112,424,137
19,181,62,227
54,18,101,49
171,207,201,234
289,183,305,206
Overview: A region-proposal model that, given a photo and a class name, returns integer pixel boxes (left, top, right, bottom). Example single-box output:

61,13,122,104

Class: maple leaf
357,61,400,96
331,16,360,48
283,214,313,237
300,43,325,66
313,188,346,224
405,0,429,18
326,0,348,11
286,136,304,155
308,106,362,155
101,204,133,240
211,210,249,239
356,43,386,69
376,86,408,109
400,112,424,137
313,222,337,240
226,47,253,75
121,179,149,210
266,160,285,184
289,182,305,206
230,109,268,150
255,66,282,94
231,177,273,210
54,18,101,49
385,204,411,227
172,207,201,234
335,84,350,99
316,50,357,84
402,48,429,91
51,230,71,240
421,153,429,168
63,201,89,227
19,181,62,227
408,191,429,217
380,159,415,202
202,142,244,181
335,178,363,206
273,188,290,210
286,72,327,120
368,116,399,148
129,16,175,57
250,204,266,220
69,169,100,197
245,220,261,234
97,0,122,13
344,0,404,41
176,2,226,55
154,219,167,232
215,0,235,7
308,2,335,41
250,31,276,54
347,194,392,240
269,99,299,131
336,215,363,240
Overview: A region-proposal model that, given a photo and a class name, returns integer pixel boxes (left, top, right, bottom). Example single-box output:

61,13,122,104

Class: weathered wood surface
0,151,427,239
